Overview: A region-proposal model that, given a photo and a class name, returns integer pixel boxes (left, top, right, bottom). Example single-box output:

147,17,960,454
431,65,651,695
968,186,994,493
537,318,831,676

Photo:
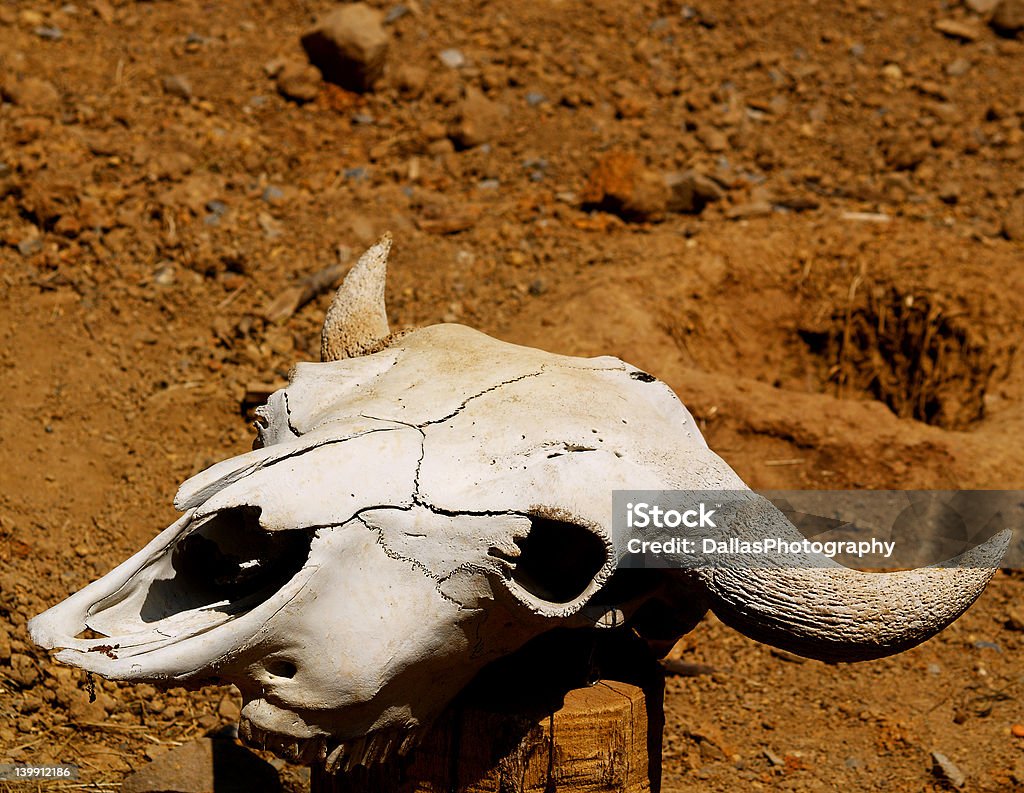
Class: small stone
15,231,44,255
934,18,983,41
261,185,286,206
1012,723,1024,738
991,0,1024,33
276,60,321,103
580,150,669,222
664,170,725,214
217,694,241,721
725,201,773,220
121,737,280,793
1004,198,1024,241
525,91,546,107
392,63,427,97
301,2,389,92
881,62,903,82
938,181,961,204
967,0,1000,13
697,125,729,152
0,625,10,661
161,74,193,101
197,713,219,730
439,48,465,69
931,751,966,789
1006,607,1024,630
385,4,410,23
1,76,60,112
449,87,506,149
946,58,972,76
34,25,63,41
9,653,38,686
153,264,175,286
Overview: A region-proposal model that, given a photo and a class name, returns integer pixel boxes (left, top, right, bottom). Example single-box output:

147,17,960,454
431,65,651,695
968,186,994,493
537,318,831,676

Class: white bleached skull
30,235,1007,770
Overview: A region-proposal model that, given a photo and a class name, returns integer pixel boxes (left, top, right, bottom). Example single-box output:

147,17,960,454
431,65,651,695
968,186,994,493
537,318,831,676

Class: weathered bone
29,236,1009,768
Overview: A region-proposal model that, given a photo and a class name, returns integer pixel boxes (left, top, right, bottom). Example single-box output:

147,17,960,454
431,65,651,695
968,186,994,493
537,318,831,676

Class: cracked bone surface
30,235,1008,770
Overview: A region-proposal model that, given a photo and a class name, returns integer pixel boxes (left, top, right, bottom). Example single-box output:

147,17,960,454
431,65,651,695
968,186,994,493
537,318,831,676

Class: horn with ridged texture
321,233,392,361
695,496,1010,662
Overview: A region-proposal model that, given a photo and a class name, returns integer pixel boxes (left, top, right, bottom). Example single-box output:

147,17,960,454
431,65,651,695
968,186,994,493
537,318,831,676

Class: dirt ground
2,0,1023,790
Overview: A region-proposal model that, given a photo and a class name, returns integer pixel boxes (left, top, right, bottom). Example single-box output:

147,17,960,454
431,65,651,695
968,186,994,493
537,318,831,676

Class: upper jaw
28,506,318,683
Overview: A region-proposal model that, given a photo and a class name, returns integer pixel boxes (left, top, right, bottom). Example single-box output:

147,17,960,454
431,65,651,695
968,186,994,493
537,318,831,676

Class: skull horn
694,496,1011,662
321,233,392,361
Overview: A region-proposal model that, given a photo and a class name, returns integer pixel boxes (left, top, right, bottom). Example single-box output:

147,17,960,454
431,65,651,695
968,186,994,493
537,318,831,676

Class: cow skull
30,235,1008,771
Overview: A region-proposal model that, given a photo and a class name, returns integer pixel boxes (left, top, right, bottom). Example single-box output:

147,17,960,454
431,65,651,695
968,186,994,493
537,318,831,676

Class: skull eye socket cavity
264,658,298,680
497,513,610,611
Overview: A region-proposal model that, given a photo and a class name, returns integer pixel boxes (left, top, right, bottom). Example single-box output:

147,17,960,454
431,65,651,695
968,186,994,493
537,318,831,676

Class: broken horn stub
321,232,393,362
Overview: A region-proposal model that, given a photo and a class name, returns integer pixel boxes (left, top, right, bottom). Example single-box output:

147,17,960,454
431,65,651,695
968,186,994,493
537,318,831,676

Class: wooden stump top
311,680,655,793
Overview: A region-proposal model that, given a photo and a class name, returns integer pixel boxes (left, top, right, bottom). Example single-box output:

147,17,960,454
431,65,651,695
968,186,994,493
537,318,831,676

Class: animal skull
30,235,1008,770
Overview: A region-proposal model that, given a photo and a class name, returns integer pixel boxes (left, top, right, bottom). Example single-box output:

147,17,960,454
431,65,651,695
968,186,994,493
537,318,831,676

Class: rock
449,87,505,149
9,653,38,686
725,201,773,220
276,60,322,103
217,693,241,722
17,235,43,256
0,625,10,661
1012,723,1024,737
697,125,729,152
67,688,112,722
580,150,669,222
301,3,389,92
664,170,725,213
392,63,427,97
938,182,961,204
991,0,1024,33
161,74,193,101
885,137,929,170
1006,607,1024,630
34,25,62,41
0,76,60,112
1004,198,1024,241
946,57,972,76
967,0,1001,13
931,751,966,789
121,737,281,793
439,48,465,69
417,203,482,234
934,18,984,41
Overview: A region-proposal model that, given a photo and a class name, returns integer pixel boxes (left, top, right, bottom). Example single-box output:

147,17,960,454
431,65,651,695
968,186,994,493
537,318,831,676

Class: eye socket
506,515,609,605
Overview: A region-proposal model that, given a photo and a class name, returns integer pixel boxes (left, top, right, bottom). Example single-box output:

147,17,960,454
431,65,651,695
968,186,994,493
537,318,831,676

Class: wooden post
310,632,664,793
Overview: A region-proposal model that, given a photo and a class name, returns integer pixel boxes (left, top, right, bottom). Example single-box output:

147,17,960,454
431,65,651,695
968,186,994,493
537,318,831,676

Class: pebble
0,625,10,661
937,181,961,203
1006,607,1024,630
934,18,983,41
1003,197,1024,241
261,185,286,205
34,25,63,41
525,91,546,107
392,63,427,97
931,751,966,789
1012,724,1024,738
439,48,466,69
697,125,729,152
161,74,193,101
966,0,1000,13
217,693,241,721
946,57,972,76
580,150,669,222
664,170,725,213
449,87,505,149
1,75,60,112
385,4,410,23
301,2,389,92
17,236,44,256
276,60,321,103
725,201,773,220
9,653,40,687
992,0,1024,33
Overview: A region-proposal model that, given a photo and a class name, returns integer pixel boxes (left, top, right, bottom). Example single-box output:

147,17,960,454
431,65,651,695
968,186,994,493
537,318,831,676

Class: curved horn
321,233,392,361
696,497,1010,662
